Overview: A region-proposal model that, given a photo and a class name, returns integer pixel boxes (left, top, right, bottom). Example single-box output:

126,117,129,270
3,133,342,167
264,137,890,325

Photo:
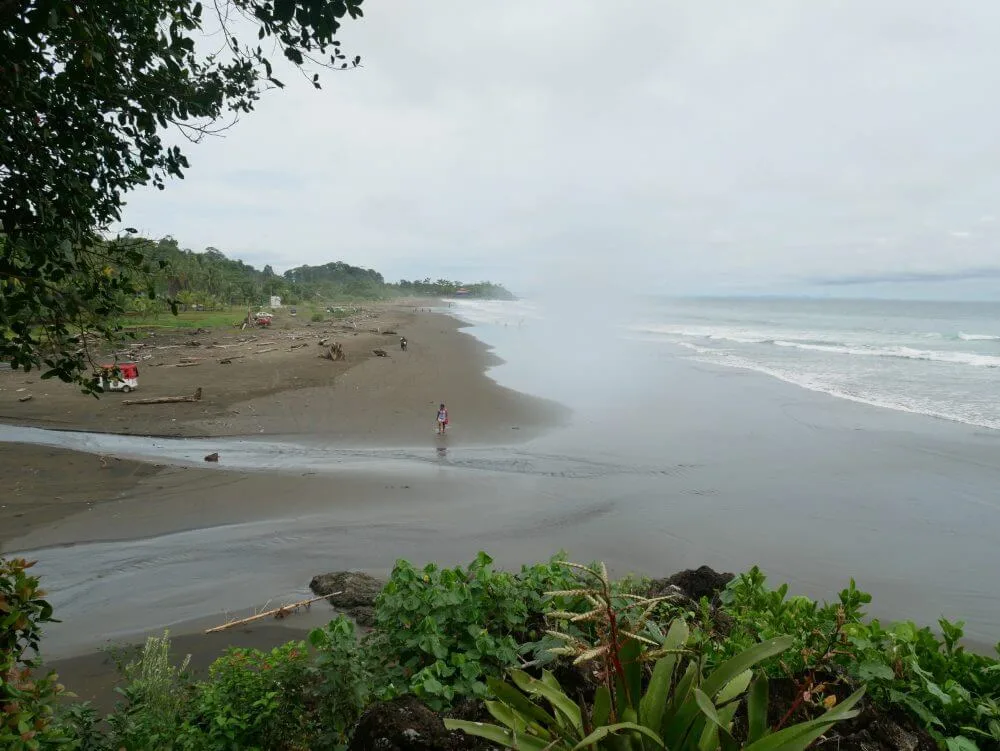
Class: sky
117,0,1000,299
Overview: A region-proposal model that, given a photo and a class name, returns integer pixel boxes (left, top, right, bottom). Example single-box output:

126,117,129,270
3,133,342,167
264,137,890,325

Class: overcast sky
117,0,1000,298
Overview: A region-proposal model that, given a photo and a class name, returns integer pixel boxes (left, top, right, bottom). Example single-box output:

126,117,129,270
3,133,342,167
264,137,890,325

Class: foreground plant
0,558,68,750
447,561,865,750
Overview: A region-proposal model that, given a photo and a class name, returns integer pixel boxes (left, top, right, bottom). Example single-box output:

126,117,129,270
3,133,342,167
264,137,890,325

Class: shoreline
5,300,1000,705
0,307,570,551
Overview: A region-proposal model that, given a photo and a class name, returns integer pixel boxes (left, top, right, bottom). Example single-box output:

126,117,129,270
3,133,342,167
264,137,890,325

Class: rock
648,565,735,603
309,571,384,609
17,394,32,402
204,452,219,462
347,605,376,627
348,697,479,751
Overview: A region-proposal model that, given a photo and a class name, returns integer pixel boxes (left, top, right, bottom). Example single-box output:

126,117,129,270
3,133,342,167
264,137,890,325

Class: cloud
115,0,1000,296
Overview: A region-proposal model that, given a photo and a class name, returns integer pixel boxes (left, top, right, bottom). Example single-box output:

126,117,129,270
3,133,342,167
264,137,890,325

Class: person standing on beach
436,403,449,435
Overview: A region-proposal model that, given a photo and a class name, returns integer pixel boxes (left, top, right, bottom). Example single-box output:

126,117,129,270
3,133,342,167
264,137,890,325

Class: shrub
104,631,191,749
310,311,324,322
370,552,577,709
0,558,68,751
448,561,864,750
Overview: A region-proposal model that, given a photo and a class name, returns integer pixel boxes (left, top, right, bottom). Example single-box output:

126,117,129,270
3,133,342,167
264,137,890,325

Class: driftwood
204,593,339,634
372,349,388,357
174,362,200,367
256,347,277,354
18,394,32,402
319,343,345,361
219,358,233,365
123,387,202,406
290,343,309,350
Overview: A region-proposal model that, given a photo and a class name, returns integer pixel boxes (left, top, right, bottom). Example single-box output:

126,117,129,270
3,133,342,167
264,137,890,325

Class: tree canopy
0,0,363,391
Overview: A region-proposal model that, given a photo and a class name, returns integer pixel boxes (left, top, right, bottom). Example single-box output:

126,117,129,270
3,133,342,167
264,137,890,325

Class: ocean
454,296,1000,432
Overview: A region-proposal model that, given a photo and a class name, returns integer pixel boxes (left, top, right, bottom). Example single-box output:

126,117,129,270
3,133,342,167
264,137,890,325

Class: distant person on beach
400,336,407,351
436,403,449,435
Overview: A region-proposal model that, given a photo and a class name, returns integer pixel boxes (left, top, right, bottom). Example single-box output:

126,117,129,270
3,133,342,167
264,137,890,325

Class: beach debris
174,362,200,367
317,338,329,346
204,452,219,462
204,593,339,634
186,340,201,347
17,394,33,402
123,387,202,406
255,347,277,354
319,343,345,361
382,330,397,335
219,358,232,365
372,349,388,357
290,343,309,350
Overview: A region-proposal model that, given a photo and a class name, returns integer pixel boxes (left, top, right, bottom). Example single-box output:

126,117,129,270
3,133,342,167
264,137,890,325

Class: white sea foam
958,332,1000,341
445,298,541,327
684,352,1000,432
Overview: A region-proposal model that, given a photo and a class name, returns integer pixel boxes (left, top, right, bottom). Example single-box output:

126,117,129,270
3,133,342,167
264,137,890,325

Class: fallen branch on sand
123,387,202,406
204,593,340,633
174,362,200,367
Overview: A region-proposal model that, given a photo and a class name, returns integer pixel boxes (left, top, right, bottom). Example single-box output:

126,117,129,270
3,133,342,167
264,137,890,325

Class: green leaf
510,670,582,732
747,677,769,743
743,688,865,751
445,719,549,751
574,722,666,750
702,636,794,699
640,618,688,734
857,661,895,681
944,736,980,751
717,669,752,706
592,684,612,728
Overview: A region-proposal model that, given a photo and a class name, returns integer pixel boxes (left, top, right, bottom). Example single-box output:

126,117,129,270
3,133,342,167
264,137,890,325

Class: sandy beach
3,301,1000,708
0,305,567,548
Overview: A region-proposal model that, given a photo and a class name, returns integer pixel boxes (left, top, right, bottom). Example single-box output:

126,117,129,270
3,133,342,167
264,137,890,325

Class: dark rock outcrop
308,571,384,626
647,565,735,603
348,696,489,750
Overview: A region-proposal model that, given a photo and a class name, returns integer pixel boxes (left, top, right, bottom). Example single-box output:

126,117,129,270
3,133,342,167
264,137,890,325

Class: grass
120,307,264,330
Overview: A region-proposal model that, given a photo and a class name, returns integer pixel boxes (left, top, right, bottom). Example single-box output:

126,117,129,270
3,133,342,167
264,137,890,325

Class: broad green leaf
511,669,582,732
640,619,688,734
945,736,980,751
747,677,769,743
717,669,752,706
488,678,558,729
444,719,550,751
702,636,794,699
574,722,666,750
857,661,895,682
593,684,612,728
743,688,865,751
486,700,530,733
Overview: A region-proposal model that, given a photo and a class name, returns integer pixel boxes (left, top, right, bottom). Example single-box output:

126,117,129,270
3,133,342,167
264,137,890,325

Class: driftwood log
372,349,388,357
123,387,202,406
204,593,339,634
319,343,345,361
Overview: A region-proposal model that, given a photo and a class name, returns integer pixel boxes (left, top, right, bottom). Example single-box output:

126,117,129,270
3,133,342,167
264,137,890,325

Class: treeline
128,237,514,310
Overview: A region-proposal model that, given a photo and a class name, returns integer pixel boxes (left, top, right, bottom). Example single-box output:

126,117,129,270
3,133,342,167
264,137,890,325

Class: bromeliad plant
446,561,865,750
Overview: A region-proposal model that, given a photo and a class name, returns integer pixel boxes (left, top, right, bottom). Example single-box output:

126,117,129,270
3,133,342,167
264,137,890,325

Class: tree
0,0,363,391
